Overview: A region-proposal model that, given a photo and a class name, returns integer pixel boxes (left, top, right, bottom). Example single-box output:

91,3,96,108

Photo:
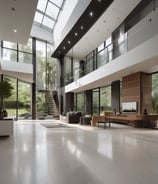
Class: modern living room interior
1,0,158,184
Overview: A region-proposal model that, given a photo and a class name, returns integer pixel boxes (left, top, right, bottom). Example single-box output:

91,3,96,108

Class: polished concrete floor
0,120,158,184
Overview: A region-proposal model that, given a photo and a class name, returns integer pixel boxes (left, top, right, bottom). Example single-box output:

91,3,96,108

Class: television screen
122,102,137,113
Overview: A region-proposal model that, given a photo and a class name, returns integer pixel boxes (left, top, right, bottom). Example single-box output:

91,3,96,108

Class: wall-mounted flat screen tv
122,102,137,113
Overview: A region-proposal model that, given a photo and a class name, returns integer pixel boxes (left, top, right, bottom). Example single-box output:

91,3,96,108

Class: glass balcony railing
69,35,127,83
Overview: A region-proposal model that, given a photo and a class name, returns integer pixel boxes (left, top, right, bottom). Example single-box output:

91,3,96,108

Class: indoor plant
0,79,13,119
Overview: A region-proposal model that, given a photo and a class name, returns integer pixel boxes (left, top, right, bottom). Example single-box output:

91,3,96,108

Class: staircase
45,90,59,119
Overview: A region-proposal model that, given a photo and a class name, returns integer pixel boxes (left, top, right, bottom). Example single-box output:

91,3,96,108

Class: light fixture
74,32,78,36
63,47,66,50
68,40,71,44
80,26,84,30
13,29,17,33
90,11,93,17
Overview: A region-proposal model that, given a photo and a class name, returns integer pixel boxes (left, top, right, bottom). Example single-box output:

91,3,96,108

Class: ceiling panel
0,0,38,44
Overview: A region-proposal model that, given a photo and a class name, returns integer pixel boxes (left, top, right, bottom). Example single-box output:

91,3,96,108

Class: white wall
128,7,158,50
0,60,33,83
31,24,53,44
53,0,91,50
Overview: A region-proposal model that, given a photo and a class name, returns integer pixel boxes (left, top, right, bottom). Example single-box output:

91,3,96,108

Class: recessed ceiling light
80,26,84,30
98,0,102,2
63,47,66,50
58,51,61,54
74,32,78,36
68,40,71,44
90,11,93,16
13,29,17,33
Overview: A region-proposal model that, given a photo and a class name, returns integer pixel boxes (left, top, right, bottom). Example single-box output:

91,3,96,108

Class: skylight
34,0,65,31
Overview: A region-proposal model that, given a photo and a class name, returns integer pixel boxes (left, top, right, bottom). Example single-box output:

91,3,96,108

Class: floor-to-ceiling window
47,44,57,91
100,86,111,115
36,40,57,117
92,88,100,115
18,81,31,118
85,52,94,74
1,38,57,119
64,56,73,85
3,77,17,119
152,73,158,113
36,40,47,91
97,42,106,68
76,93,84,113
1,39,33,119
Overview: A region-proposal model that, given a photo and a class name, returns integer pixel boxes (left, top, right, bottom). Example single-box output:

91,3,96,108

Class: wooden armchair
97,111,113,128
90,115,105,126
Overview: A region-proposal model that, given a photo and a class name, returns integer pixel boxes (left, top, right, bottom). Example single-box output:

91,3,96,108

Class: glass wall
46,44,57,90
73,58,80,81
152,73,158,113
97,42,106,68
2,39,32,63
76,93,84,113
2,41,17,62
85,52,94,74
3,77,31,119
1,39,33,120
64,56,73,85
19,39,32,63
36,40,57,116
1,38,57,119
74,86,111,116
36,40,47,90
18,81,31,119
100,86,111,115
92,88,100,115
3,77,17,119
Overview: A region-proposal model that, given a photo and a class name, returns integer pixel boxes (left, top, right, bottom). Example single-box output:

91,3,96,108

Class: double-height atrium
1,0,158,184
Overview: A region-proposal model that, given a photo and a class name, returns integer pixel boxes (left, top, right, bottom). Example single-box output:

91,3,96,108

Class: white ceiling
67,0,141,59
0,0,38,45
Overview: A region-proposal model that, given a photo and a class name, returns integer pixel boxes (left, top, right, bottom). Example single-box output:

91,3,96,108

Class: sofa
66,111,82,123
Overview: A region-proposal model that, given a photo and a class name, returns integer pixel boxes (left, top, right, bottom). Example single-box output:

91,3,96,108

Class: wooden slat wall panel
122,72,152,114
141,73,152,113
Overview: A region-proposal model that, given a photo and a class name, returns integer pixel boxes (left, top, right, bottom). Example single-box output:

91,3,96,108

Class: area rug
40,123,73,128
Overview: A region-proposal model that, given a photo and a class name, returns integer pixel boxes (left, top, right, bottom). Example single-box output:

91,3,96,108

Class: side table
80,117,91,125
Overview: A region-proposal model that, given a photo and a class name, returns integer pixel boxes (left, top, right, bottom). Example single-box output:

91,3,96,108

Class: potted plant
0,79,13,120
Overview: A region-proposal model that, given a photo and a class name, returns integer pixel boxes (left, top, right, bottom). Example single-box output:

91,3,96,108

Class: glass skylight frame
34,0,65,32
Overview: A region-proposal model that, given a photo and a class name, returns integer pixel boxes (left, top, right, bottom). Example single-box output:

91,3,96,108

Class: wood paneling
122,72,152,114
141,73,152,113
